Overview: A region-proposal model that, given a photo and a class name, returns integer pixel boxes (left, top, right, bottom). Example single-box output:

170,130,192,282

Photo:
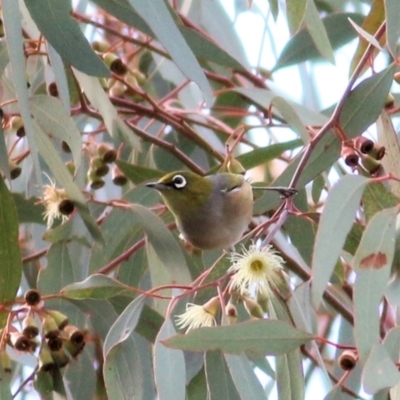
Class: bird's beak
146,182,167,190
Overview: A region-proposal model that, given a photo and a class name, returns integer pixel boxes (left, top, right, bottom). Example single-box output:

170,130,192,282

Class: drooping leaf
205,351,241,400
303,0,334,63
339,65,395,138
353,207,397,363
0,175,22,328
154,319,186,400
23,0,109,77
385,0,400,58
224,354,267,399
274,13,364,70
286,0,307,34
126,0,213,105
362,343,400,394
349,0,385,75
312,175,369,308
29,95,82,169
377,110,400,198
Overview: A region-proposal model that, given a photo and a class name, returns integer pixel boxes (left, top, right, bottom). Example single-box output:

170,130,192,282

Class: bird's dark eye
172,174,187,189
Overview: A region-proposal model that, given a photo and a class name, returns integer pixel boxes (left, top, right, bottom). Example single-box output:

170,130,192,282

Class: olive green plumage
146,171,253,250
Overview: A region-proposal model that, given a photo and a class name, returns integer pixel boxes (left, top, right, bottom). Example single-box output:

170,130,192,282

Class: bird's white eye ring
172,174,187,189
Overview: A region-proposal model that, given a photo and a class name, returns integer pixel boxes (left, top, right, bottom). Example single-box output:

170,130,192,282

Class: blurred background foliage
1,0,400,399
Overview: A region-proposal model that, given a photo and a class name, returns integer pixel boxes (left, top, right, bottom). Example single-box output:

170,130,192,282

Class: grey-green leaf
312,175,368,308
353,207,397,363
163,320,313,357
23,0,109,77
0,175,22,328
127,0,213,105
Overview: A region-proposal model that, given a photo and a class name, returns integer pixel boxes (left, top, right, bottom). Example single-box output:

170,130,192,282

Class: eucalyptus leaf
353,207,397,363
163,319,313,357
23,0,109,77
312,175,369,308
0,175,21,328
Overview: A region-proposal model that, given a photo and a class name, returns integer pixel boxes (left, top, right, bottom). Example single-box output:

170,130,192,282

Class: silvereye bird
146,171,253,250
146,171,296,250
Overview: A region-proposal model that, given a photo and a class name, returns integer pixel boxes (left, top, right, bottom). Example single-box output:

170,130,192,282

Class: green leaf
73,70,140,149
163,320,313,357
62,274,131,299
155,319,186,400
286,0,307,34
0,41,9,77
129,204,190,283
349,0,385,75
353,207,397,363
271,97,309,142
103,335,146,399
2,0,41,181
12,194,45,224
312,175,368,308
205,351,241,400
274,13,364,70
362,182,399,221
339,65,395,138
0,175,22,328
23,0,109,77
385,0,400,58
29,95,82,169
362,344,400,394
127,0,213,105
304,0,334,63
377,110,400,197
233,87,328,126
104,296,145,355
236,140,303,172
115,160,163,185
224,354,267,399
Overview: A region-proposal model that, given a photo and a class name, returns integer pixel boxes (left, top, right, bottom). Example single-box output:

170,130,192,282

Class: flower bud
22,315,39,339
90,156,109,177
46,310,69,330
225,303,238,324
111,165,128,186
242,296,264,319
338,350,357,371
369,143,386,160
24,289,41,306
42,316,60,339
341,146,359,168
51,348,70,368
103,53,128,76
92,40,110,53
98,144,117,164
359,153,381,175
38,344,56,372
64,325,85,346
353,136,374,154
47,337,63,352
87,169,105,190
8,332,33,352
